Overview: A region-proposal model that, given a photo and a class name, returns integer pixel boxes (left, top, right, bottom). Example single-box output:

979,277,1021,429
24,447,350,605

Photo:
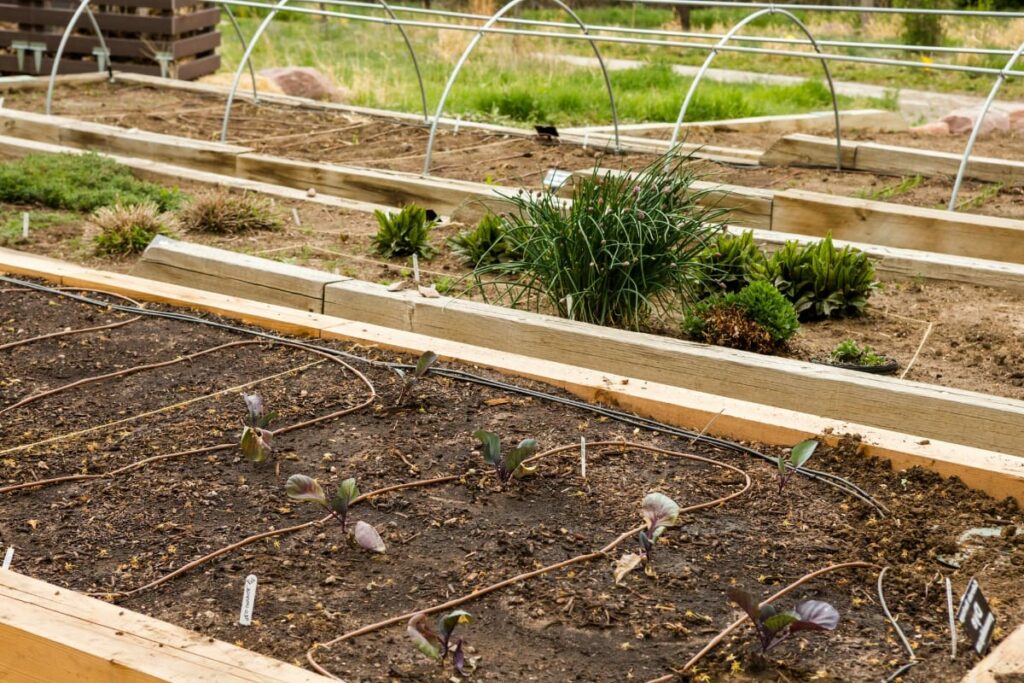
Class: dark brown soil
0,282,1021,683
6,81,1023,221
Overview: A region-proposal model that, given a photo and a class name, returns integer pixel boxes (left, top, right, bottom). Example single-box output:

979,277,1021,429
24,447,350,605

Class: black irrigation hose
0,275,888,514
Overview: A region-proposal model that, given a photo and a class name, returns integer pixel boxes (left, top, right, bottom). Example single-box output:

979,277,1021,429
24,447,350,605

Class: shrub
178,190,282,234
0,152,181,212
695,230,768,295
92,202,173,256
472,153,728,330
372,204,437,258
448,214,519,267
768,235,877,320
684,281,799,352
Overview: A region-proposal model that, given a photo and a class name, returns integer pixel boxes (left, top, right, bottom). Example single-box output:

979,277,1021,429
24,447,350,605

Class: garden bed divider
0,569,332,683
2,245,1022,506
762,133,1024,186
563,108,907,136
962,623,1024,682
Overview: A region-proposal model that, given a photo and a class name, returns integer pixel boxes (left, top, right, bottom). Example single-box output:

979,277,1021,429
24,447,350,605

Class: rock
910,121,950,136
1008,107,1024,131
258,67,350,102
940,106,1010,137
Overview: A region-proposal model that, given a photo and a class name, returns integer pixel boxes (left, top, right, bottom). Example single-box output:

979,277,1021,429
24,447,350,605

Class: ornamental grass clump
768,235,877,320
178,190,282,234
372,204,437,258
92,201,174,256
695,229,769,295
448,213,520,267
472,153,728,330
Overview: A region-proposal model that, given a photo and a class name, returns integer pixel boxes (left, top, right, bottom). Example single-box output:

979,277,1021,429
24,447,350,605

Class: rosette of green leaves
371,204,437,258
449,214,520,267
728,588,840,653
240,393,277,463
777,439,817,494
473,430,537,484
407,610,473,674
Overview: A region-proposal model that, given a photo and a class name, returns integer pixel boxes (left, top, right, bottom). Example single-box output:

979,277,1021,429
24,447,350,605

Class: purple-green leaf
352,521,386,553
474,430,501,467
727,587,761,623
407,613,441,660
438,609,472,642
762,611,798,634
331,478,359,515
240,426,272,463
243,393,263,423
506,438,538,479
790,439,818,469
791,599,840,632
642,492,680,532
451,639,466,674
285,474,326,506
414,350,439,378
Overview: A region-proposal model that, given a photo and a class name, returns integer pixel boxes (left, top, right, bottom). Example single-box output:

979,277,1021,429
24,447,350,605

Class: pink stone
940,107,1010,137
910,121,951,136
258,67,350,102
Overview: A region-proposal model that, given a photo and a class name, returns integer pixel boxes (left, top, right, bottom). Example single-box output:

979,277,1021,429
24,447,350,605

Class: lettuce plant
285,474,385,552
473,430,537,484
777,439,818,493
728,588,840,654
240,393,277,463
394,350,438,406
407,610,473,674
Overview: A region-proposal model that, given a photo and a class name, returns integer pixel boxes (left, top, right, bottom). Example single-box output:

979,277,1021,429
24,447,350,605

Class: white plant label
543,168,572,192
2,547,13,570
453,115,462,134
580,437,587,479
582,132,589,150
291,208,301,226
22,212,29,239
239,574,258,626
412,253,420,284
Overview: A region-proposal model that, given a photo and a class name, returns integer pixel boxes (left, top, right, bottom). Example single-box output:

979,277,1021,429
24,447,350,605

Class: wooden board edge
961,622,1024,682
0,570,332,683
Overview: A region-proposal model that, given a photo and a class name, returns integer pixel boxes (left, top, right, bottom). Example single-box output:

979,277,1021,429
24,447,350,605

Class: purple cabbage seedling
285,474,385,553
777,439,817,493
407,610,473,674
240,393,277,463
473,430,537,484
728,587,840,654
394,350,439,405
615,492,680,583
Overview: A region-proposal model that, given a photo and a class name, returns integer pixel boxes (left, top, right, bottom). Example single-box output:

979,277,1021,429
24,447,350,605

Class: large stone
910,121,951,136
258,67,350,102
940,106,1010,137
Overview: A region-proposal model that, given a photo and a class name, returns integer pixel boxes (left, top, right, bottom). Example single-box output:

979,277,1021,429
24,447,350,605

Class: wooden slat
962,623,1024,682
772,189,1024,264
762,133,1024,186
0,5,220,35
1,246,1021,504
0,570,332,683
322,279,1024,457
133,236,350,313
563,109,907,135
0,29,220,59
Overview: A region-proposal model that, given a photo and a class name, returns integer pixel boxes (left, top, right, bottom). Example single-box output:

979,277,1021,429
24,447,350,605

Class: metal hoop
422,0,621,176
45,0,113,115
220,0,429,141
948,40,1024,211
222,3,261,103
668,7,843,171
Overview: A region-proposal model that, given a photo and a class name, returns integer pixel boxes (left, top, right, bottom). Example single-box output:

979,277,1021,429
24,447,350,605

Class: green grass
218,15,891,127
856,175,925,201
0,153,182,212
0,209,78,246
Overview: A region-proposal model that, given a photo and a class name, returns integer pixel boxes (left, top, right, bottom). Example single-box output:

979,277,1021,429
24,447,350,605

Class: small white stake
239,574,258,626
22,212,29,239
291,208,301,227
2,547,13,571
582,132,589,150
564,294,573,320
946,577,957,660
0,97,5,109
580,437,587,479
453,115,462,134
412,253,420,285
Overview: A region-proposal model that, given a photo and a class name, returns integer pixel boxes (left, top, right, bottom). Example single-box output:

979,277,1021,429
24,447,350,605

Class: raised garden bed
1,274,1021,682
4,76,1024,222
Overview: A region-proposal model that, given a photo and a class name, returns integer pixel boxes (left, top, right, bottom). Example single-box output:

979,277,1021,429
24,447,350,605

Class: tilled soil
0,284,1021,682
6,81,1023,220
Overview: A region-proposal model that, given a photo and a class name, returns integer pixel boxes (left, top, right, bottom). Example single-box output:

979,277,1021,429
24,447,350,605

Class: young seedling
473,430,537,484
777,439,818,494
728,587,840,654
240,393,277,463
407,610,473,674
285,474,385,553
393,350,439,406
614,492,680,584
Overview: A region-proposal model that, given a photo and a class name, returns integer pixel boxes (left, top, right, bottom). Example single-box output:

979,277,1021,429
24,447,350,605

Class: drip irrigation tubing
305,439,753,679
0,274,887,516
0,287,143,352
878,566,919,682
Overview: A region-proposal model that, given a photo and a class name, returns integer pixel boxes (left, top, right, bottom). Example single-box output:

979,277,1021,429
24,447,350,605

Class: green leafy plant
473,430,537,484
696,230,769,294
0,152,180,212
408,610,473,674
777,439,818,494
683,281,799,353
285,474,385,552
393,350,439,406
178,190,282,234
449,214,520,267
372,204,437,258
728,588,840,654
92,202,174,256
829,339,889,367
240,393,277,463
768,235,877,320
471,153,728,330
